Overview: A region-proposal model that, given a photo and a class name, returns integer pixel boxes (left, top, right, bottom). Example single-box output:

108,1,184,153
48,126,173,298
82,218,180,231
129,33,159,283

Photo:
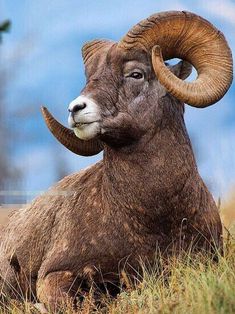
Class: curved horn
119,11,233,108
41,107,103,156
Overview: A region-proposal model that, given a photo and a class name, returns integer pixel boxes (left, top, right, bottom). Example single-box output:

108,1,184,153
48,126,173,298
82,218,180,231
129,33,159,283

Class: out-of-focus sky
0,0,234,202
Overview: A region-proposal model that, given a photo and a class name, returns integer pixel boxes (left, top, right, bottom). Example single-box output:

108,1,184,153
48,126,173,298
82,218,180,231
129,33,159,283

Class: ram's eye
129,72,143,79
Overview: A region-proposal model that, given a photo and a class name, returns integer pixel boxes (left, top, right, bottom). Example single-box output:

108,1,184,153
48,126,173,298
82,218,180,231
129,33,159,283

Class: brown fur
0,42,222,309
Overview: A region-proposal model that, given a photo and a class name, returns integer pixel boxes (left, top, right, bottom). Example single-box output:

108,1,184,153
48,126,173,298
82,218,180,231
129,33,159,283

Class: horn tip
152,45,161,55
41,106,51,119
41,106,47,112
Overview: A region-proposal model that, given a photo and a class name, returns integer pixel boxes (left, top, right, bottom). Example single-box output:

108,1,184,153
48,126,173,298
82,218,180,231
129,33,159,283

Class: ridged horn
119,11,233,108
41,107,103,156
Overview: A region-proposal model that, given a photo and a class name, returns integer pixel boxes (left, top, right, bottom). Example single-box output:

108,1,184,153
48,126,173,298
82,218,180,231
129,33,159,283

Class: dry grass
0,237,234,314
0,200,234,314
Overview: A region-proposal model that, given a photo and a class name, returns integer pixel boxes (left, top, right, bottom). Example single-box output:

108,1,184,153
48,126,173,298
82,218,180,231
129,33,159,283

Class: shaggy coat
0,10,229,311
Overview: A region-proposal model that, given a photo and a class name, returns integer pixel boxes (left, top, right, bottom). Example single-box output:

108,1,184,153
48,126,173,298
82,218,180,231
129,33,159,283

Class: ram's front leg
36,271,80,312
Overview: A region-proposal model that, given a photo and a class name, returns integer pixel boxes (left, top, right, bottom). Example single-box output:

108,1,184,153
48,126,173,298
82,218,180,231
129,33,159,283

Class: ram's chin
73,122,100,140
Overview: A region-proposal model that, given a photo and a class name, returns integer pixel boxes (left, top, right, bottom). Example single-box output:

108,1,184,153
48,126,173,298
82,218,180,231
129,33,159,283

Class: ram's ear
168,61,192,80
82,39,115,78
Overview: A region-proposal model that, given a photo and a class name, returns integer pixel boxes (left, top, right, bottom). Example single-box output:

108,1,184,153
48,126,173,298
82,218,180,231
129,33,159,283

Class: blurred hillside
222,192,235,232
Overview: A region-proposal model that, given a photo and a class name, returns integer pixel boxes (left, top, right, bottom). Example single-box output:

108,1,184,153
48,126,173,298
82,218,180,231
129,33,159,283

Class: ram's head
42,11,233,155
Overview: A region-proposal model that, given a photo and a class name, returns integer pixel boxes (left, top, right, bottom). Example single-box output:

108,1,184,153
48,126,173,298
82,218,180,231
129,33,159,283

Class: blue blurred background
0,0,234,203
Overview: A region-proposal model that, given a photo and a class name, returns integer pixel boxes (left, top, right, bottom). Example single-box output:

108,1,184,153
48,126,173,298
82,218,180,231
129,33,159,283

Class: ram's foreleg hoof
37,271,78,312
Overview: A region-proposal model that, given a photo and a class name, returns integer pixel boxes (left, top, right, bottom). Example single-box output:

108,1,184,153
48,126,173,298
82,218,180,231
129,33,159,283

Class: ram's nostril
71,103,86,113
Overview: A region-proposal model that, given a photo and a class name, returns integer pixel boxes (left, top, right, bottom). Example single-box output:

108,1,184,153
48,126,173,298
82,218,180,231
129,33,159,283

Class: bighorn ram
0,10,233,310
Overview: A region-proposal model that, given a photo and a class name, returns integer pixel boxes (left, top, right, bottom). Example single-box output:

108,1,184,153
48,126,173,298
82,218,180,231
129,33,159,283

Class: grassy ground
0,205,234,313
108,237,235,314
0,231,234,314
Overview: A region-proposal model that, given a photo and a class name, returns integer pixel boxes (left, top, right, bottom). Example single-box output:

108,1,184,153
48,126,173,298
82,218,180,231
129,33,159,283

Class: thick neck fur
102,96,202,219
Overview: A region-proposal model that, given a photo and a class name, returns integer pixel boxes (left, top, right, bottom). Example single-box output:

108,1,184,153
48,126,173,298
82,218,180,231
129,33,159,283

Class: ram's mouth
74,121,100,128
72,120,101,140
74,122,90,128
